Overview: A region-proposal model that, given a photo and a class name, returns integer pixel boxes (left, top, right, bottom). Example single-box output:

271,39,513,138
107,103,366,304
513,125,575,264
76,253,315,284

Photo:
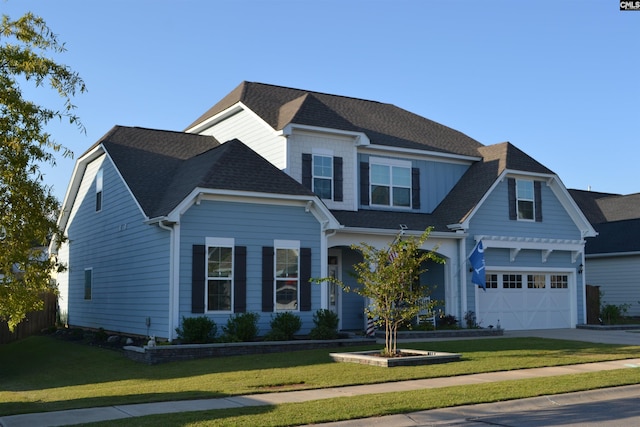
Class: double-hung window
313,154,333,199
516,179,534,220
206,237,234,312
370,158,411,208
275,240,299,311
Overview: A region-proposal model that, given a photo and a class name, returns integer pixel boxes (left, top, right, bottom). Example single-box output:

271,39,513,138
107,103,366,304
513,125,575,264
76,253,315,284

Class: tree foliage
0,13,85,331
316,227,444,356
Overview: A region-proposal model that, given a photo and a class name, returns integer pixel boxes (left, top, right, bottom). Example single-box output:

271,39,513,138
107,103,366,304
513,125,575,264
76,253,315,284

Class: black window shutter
234,246,247,313
411,167,421,210
333,157,343,202
299,248,312,311
507,178,517,220
534,181,543,222
360,162,369,205
191,245,205,313
302,154,312,190
262,247,274,312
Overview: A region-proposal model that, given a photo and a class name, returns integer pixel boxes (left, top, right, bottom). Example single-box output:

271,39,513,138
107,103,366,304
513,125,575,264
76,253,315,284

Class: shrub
464,311,480,329
309,309,339,340
221,312,260,342
601,303,630,325
265,312,301,341
175,316,217,344
438,314,459,328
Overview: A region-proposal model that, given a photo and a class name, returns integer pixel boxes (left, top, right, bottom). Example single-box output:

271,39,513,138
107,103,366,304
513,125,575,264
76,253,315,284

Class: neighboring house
569,190,640,317
54,82,595,340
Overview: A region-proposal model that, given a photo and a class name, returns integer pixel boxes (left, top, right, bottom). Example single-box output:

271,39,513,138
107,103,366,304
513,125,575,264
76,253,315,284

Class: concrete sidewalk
1,328,639,427
2,357,640,427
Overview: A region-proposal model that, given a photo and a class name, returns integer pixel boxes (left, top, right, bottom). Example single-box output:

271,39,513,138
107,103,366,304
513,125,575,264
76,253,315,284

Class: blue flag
469,241,486,291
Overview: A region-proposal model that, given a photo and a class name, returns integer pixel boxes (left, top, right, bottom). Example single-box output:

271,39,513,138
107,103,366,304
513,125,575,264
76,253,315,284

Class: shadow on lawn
0,391,206,416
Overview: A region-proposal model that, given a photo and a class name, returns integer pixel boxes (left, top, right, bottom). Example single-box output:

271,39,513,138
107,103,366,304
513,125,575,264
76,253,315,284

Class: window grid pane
516,180,534,220
276,248,299,310
527,274,546,289
503,274,522,289
551,275,568,289
370,163,411,207
208,279,231,311
313,155,333,199
208,247,233,278
486,274,498,289
207,246,233,311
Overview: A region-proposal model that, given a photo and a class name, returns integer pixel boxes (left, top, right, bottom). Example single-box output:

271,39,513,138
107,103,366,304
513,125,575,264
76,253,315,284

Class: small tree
316,227,444,356
0,13,86,331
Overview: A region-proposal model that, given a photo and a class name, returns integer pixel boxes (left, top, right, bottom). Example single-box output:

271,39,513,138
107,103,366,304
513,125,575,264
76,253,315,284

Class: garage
476,271,574,330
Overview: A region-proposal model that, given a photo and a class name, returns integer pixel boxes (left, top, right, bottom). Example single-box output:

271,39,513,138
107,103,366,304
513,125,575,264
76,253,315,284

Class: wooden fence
0,292,57,344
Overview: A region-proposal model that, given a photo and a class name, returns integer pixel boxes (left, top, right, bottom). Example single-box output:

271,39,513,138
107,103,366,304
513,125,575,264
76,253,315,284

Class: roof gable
187,81,484,158
98,127,314,218
434,142,555,226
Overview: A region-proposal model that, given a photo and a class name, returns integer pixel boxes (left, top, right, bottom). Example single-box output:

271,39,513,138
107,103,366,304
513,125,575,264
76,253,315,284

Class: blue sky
4,0,639,202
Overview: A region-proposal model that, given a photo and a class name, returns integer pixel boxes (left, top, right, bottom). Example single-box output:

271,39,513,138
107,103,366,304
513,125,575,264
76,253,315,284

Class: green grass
1,335,639,422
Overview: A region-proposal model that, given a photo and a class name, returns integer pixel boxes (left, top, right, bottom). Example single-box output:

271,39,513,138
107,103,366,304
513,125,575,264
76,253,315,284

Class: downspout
158,220,180,341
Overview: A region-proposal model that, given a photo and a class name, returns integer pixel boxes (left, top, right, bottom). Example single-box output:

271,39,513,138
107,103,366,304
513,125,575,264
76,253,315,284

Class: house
54,82,596,340
569,190,640,317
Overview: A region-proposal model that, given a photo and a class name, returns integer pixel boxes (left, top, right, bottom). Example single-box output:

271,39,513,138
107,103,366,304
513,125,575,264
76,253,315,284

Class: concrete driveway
505,327,640,345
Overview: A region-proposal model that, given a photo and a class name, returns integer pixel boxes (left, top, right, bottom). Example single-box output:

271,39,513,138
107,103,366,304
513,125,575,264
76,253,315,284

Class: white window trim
312,153,333,200
516,179,535,221
205,237,235,313
369,157,412,209
274,240,300,312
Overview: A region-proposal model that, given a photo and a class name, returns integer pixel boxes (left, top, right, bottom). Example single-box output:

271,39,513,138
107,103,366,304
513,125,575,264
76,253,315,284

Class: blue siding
179,200,322,335
66,156,171,337
358,153,469,213
466,179,585,323
472,179,581,240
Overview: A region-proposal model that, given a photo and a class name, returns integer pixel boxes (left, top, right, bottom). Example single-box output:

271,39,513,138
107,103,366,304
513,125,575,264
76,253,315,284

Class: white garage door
476,272,572,330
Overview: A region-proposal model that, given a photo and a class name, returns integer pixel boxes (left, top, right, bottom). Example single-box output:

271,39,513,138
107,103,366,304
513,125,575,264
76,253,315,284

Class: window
206,238,234,311
95,169,103,212
516,180,534,220
550,275,568,289
370,158,411,208
275,240,299,311
502,274,522,289
527,274,546,289
486,274,498,289
313,155,333,199
84,268,92,300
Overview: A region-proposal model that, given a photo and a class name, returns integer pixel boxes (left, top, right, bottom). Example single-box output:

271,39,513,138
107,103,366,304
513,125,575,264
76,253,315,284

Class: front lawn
1,335,639,418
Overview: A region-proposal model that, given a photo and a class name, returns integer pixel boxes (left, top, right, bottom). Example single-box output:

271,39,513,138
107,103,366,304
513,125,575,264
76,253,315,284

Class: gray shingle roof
187,81,484,158
331,142,555,232
433,142,554,227
99,126,314,218
569,189,640,254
